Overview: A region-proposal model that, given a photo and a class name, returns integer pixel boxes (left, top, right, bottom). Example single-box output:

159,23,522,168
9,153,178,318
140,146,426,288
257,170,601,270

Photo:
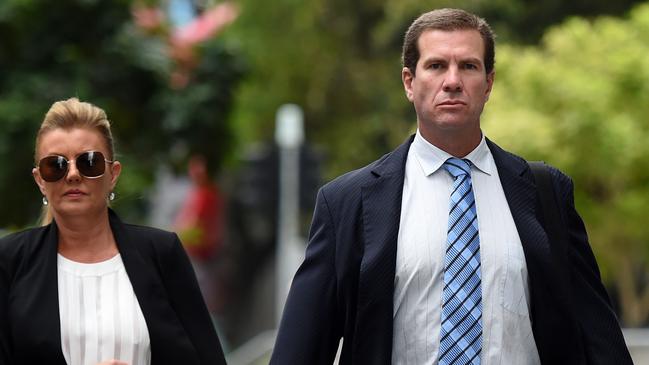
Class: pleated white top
57,253,151,365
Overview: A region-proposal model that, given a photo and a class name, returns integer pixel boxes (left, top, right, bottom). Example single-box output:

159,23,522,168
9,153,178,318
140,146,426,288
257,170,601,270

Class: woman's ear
109,161,122,191
32,167,47,196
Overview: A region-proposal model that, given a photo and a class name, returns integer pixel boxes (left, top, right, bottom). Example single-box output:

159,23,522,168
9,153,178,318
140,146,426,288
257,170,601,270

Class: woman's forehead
37,127,108,157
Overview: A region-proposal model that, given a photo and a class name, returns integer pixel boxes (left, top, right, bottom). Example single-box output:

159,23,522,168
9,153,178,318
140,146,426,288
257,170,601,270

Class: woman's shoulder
116,221,182,255
108,211,183,260
0,226,51,272
121,222,177,240
0,226,49,253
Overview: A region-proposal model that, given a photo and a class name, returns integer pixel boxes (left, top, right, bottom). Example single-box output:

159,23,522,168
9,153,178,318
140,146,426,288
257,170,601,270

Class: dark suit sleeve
270,188,342,364
159,234,226,365
0,243,12,364
553,171,633,364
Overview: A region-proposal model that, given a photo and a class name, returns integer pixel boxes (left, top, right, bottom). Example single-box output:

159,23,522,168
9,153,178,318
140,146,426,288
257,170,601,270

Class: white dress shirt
392,131,540,365
58,253,151,365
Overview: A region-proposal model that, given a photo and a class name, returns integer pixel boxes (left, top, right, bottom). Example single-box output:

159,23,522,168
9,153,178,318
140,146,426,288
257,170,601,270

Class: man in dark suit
270,8,632,365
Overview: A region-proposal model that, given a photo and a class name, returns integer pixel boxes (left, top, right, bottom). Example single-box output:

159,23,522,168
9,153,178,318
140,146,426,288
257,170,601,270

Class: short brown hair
402,8,495,76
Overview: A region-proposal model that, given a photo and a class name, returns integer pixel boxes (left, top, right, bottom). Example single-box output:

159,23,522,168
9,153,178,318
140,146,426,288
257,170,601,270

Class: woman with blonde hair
0,98,226,364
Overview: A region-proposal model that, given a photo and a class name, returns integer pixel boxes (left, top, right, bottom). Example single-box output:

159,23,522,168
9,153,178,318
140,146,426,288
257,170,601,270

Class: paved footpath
624,328,649,364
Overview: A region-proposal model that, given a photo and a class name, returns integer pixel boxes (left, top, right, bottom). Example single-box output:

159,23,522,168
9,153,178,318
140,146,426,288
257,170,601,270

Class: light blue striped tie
438,158,482,365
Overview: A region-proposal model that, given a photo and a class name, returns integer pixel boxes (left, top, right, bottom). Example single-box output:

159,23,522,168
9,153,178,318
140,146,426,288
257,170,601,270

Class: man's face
402,29,494,137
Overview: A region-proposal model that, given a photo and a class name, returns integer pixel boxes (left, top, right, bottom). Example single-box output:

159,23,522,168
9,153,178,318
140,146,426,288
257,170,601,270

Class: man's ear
484,71,495,101
402,67,415,102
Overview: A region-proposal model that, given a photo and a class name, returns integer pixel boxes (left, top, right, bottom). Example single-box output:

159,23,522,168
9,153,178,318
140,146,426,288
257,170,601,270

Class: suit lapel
353,136,413,364
488,139,580,363
110,210,202,364
487,139,552,269
108,210,170,362
488,139,563,295
26,223,67,364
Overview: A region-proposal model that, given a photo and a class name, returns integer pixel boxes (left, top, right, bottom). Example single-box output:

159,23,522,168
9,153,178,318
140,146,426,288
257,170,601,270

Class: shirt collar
412,130,493,177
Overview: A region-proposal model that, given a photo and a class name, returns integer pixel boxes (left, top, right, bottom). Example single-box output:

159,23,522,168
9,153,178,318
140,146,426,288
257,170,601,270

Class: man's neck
418,126,482,157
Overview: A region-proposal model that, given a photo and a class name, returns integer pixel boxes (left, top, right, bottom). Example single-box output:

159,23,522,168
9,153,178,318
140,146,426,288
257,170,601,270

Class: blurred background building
1,0,649,363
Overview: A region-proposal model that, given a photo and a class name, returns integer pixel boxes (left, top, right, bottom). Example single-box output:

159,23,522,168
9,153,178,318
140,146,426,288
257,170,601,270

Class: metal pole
275,104,305,325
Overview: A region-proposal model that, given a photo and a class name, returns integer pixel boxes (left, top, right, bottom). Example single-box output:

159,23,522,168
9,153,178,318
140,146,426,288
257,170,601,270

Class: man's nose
442,67,463,92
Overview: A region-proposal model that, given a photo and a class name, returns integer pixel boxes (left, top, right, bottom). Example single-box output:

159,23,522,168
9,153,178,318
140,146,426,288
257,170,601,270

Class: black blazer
270,136,632,365
0,209,226,364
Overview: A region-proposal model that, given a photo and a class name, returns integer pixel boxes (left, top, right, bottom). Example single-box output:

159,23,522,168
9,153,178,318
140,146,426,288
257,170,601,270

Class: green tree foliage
0,0,243,227
226,0,649,325
226,0,644,179
483,3,649,325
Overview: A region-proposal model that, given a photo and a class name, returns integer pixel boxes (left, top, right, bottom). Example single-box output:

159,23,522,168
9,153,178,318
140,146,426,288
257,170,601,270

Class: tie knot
443,157,471,179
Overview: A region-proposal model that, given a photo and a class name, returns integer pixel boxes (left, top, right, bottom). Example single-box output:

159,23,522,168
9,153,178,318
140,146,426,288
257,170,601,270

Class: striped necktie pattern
438,157,483,365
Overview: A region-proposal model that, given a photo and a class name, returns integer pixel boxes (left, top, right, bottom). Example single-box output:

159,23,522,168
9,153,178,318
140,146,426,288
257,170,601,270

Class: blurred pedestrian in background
175,154,224,264
0,98,226,365
174,154,227,318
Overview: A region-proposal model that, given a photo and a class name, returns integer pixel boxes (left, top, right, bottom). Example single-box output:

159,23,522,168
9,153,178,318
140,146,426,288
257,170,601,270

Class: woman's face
32,127,121,221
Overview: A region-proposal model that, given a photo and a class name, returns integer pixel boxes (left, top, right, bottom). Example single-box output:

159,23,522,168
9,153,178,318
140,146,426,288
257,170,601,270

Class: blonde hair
35,98,115,225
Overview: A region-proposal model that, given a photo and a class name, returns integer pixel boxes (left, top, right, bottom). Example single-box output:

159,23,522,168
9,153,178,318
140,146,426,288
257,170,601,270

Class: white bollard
275,104,306,325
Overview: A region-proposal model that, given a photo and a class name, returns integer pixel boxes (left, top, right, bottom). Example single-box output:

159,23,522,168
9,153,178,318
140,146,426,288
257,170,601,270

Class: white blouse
57,253,151,365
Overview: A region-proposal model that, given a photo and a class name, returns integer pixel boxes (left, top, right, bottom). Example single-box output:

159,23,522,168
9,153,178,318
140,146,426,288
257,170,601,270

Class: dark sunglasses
38,151,114,182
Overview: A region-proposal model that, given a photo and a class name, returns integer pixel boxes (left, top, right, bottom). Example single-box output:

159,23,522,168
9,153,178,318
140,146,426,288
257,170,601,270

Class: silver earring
42,196,48,206
109,192,115,201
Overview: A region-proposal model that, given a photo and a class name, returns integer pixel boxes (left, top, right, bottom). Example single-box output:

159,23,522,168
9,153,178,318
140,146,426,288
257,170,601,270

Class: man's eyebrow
460,57,484,64
421,56,483,63
421,56,447,64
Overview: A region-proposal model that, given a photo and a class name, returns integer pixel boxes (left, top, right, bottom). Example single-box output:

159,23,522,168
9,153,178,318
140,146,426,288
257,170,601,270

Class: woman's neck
55,209,119,263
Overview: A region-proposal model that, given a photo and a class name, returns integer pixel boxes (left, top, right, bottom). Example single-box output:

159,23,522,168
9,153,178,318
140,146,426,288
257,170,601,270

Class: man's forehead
417,29,485,59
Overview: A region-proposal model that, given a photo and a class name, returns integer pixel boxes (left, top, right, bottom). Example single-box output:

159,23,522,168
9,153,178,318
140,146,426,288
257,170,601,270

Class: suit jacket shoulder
0,225,49,263
113,221,180,264
320,135,414,211
320,153,384,201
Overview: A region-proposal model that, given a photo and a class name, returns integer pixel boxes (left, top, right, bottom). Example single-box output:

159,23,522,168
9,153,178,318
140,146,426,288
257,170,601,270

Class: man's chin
433,118,475,131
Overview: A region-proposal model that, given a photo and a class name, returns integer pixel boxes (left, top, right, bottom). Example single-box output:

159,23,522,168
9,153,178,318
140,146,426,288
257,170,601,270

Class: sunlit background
1,0,648,363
